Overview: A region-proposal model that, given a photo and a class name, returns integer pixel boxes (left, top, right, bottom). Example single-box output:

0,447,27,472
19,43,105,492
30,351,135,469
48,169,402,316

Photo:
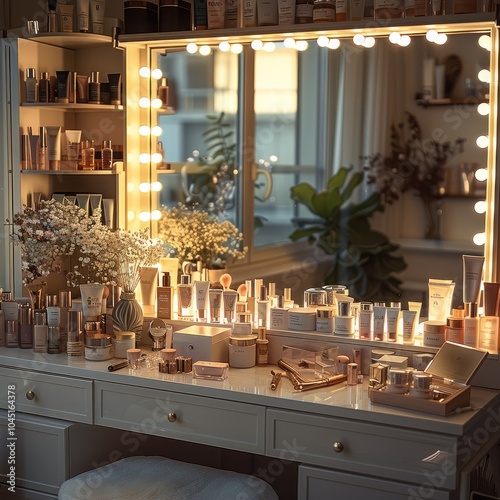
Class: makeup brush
220,272,232,291
237,283,247,302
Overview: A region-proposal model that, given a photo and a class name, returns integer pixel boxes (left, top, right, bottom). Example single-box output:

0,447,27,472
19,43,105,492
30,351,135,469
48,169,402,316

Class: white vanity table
1,346,499,499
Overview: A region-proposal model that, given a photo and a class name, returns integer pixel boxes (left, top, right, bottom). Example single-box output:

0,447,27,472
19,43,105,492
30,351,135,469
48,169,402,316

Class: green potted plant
289,166,407,301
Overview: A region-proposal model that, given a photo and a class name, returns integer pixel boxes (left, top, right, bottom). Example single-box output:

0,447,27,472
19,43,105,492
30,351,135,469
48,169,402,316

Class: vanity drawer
267,409,458,490
95,381,266,454
0,367,93,423
298,465,450,500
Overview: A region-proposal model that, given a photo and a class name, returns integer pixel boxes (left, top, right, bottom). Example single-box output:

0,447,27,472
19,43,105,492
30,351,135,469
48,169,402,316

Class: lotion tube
77,0,90,32
402,309,417,345
90,0,105,34
483,282,500,316
46,126,61,170
139,266,158,315
372,306,386,341
385,307,399,342
223,290,238,323
463,255,485,306
209,288,223,323
194,280,210,322
479,316,498,354
428,280,455,322
79,283,104,321
207,0,225,29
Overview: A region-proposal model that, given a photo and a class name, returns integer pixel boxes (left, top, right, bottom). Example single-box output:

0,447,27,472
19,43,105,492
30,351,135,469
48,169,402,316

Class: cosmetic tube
223,290,238,323
372,305,386,341
225,0,238,27
278,0,296,24
358,302,373,339
423,58,435,101
33,310,48,353
89,194,102,216
46,126,61,170
77,0,90,32
483,282,500,317
243,0,257,26
349,0,365,19
80,283,105,321
102,198,114,228
76,74,89,103
209,288,223,323
90,0,106,34
207,0,225,28
194,280,210,322
463,255,485,306
19,304,33,349
402,310,417,345
140,266,158,315
194,0,208,29
58,3,74,32
177,274,193,319
428,280,455,322
38,127,47,170
408,301,422,326
76,194,90,215
256,285,270,328
385,307,399,342
257,0,279,25
107,73,121,105
56,71,70,103
65,130,82,166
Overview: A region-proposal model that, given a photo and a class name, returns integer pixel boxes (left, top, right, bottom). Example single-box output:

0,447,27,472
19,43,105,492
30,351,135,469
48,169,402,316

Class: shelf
118,12,498,48
416,97,489,107
9,32,114,50
21,169,121,175
21,103,123,111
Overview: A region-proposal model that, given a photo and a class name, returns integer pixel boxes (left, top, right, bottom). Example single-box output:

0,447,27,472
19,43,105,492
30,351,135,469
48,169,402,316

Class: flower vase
207,268,226,286
112,291,144,346
26,281,47,311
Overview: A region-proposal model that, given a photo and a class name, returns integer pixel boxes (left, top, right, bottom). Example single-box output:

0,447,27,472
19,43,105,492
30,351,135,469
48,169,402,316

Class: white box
173,325,231,363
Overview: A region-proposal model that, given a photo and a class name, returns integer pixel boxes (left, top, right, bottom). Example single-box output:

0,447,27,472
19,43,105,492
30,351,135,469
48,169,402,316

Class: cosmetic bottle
0,310,5,347
223,290,238,323
158,77,169,108
48,325,61,354
257,285,270,329
335,300,354,336
402,309,418,345
386,306,400,342
316,307,335,333
358,302,373,339
25,68,37,103
33,310,48,353
6,320,19,348
58,290,71,353
101,140,113,169
19,304,33,348
178,273,193,320
81,140,95,170
270,295,289,329
245,279,255,325
38,72,50,103
479,315,499,354
209,288,223,323
38,126,47,170
256,326,269,366
195,280,210,322
283,287,294,308
445,308,464,344
268,282,278,308
67,309,84,357
372,304,386,341
88,71,101,104
464,302,480,348
157,272,173,320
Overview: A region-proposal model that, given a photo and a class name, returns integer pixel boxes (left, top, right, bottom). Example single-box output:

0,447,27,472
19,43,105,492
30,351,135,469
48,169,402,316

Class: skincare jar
413,353,435,371
423,320,446,347
229,335,257,368
369,362,389,389
316,307,335,333
85,333,113,361
160,348,177,362
127,348,142,368
410,371,433,399
371,348,395,364
113,331,136,358
303,287,327,308
288,308,317,331
386,368,410,394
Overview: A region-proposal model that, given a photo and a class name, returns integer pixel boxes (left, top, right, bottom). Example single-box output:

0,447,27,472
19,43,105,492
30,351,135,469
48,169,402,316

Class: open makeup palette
369,342,489,416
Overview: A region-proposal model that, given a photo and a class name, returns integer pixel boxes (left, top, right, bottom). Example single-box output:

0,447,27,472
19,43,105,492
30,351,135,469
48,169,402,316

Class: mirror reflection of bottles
81,140,95,170
101,140,113,169
374,0,403,18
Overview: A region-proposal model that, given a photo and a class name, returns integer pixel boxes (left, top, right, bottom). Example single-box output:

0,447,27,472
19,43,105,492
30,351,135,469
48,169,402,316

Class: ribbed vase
112,291,143,346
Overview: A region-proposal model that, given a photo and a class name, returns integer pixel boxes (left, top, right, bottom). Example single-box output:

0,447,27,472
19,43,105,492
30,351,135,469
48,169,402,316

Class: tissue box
282,343,340,379
173,325,230,363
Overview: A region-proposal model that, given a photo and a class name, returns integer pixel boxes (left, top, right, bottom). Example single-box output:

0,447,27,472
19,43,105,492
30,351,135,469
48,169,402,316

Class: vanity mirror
122,18,497,304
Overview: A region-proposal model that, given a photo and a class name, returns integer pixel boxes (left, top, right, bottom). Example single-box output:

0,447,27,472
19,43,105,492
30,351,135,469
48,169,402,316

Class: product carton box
369,342,488,416
173,325,231,363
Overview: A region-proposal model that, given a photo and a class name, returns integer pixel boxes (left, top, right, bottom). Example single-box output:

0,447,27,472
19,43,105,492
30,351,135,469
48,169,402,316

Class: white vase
112,291,144,346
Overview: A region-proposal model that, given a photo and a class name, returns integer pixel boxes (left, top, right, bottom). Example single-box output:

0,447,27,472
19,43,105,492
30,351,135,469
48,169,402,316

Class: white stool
58,455,279,500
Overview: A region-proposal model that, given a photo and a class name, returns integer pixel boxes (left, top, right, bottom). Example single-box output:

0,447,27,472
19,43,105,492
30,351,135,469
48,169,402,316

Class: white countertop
2,347,499,437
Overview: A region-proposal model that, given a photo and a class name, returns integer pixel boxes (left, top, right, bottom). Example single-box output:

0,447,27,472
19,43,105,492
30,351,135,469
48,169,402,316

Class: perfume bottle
157,272,173,320
88,71,101,104
177,273,193,320
38,126,47,170
33,309,48,353
101,140,113,169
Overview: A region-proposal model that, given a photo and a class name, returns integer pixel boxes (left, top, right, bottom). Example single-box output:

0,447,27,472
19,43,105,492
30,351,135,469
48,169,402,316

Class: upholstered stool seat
58,455,279,500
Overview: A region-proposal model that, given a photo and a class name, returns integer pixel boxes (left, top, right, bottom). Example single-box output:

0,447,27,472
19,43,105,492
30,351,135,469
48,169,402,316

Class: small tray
369,342,488,416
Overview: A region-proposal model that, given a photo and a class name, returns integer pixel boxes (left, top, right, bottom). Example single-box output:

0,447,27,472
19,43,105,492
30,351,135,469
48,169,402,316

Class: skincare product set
23,69,122,107
45,0,107,35
21,125,120,171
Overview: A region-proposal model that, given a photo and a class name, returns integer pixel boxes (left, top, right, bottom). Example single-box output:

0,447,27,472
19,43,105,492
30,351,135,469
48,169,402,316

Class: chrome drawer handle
26,390,35,401
167,412,177,423
333,441,344,453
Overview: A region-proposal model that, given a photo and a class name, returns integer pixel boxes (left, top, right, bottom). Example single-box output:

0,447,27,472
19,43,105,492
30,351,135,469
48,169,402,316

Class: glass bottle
313,0,336,22
38,72,50,103
33,310,48,353
25,68,37,103
81,140,95,170
102,140,113,169
88,71,101,104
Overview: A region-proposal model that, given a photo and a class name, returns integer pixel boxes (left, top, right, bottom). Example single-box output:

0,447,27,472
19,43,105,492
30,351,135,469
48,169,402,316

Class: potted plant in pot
289,166,407,302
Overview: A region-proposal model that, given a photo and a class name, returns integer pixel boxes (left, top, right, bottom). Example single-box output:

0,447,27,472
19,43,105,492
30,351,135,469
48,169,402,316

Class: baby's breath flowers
10,199,163,288
157,204,246,269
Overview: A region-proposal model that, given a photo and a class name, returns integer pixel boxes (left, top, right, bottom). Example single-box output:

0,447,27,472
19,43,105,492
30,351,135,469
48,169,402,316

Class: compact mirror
149,318,173,351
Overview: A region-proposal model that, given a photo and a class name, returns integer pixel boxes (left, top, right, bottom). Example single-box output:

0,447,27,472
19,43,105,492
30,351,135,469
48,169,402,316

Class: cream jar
85,333,113,361
316,307,335,333
113,331,136,358
423,320,446,347
410,371,433,399
229,335,257,368
288,308,317,331
386,368,409,394
303,287,327,308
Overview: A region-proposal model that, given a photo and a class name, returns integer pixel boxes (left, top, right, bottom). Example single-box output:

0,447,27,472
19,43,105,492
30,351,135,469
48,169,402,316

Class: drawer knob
26,390,35,401
167,412,177,423
333,441,344,453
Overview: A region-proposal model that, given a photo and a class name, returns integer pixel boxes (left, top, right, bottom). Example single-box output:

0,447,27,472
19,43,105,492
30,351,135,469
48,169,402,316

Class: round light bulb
138,97,150,108
151,181,163,192
477,102,490,116
476,135,489,149
251,39,263,50
151,210,162,221
139,153,151,163
219,41,231,52
478,69,491,83
353,34,365,46
389,32,401,44
139,212,151,222
317,36,329,47
186,43,198,53
475,168,488,182
139,125,150,136
151,152,163,163
295,40,309,51
478,35,492,51
139,182,151,193
426,30,438,42
363,37,375,48
263,42,276,52
473,232,486,246
231,43,244,54
284,37,296,48
199,45,212,56
151,98,163,109
474,200,487,214
399,35,411,47
151,68,163,80
139,66,150,78
151,125,162,136
327,39,340,49
127,182,135,193
435,33,447,45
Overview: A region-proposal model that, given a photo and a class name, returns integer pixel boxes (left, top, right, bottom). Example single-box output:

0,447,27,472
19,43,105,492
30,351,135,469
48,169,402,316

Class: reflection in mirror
149,28,492,304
